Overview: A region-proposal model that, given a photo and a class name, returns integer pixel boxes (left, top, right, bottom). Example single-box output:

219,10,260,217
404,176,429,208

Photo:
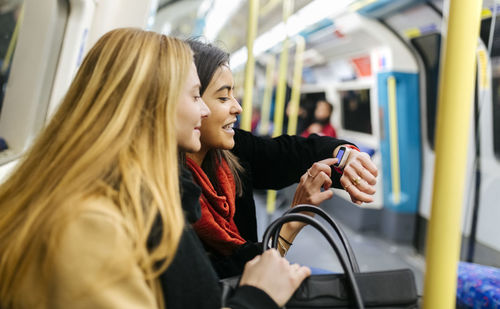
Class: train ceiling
153,0,314,54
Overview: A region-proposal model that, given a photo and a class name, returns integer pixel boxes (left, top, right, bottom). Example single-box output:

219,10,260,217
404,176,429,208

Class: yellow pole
267,0,293,215
2,5,25,74
423,1,482,308
387,76,401,204
241,0,259,131
287,35,305,135
259,55,276,136
271,0,293,137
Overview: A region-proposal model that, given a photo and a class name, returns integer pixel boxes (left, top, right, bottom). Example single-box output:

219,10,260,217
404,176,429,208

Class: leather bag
221,205,419,309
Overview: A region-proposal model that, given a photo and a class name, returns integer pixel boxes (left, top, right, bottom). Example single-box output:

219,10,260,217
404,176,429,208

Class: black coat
158,167,279,309
209,129,352,278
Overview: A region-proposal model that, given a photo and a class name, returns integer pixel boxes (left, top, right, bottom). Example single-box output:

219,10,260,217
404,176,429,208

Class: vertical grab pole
266,0,293,217
271,0,292,137
287,35,305,135
387,76,401,204
2,4,25,74
423,1,482,308
241,0,259,131
259,55,276,136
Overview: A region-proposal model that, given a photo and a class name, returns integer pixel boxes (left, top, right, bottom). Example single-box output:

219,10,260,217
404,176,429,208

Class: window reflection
340,89,372,135
0,2,24,121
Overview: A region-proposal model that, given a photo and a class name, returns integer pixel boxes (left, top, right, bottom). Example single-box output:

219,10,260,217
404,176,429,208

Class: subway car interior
0,0,499,307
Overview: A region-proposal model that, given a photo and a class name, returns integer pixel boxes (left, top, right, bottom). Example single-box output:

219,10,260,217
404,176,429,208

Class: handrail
240,0,259,131
266,0,293,216
271,0,292,138
387,76,401,204
423,0,483,308
258,55,275,136
287,35,305,135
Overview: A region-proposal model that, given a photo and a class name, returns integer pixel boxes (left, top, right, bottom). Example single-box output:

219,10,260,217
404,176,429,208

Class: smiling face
199,64,242,151
176,62,210,153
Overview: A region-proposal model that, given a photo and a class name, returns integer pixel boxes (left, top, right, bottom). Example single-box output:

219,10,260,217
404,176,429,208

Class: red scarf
186,157,245,256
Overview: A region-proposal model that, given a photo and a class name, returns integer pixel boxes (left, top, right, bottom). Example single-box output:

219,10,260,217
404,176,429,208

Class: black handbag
221,205,419,309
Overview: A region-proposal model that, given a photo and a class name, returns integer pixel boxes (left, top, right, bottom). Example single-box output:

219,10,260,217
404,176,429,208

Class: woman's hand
239,249,311,307
291,157,337,207
339,150,378,205
277,158,337,252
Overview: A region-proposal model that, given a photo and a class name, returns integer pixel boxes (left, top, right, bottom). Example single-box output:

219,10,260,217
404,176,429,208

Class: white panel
0,0,68,165
477,178,500,252
0,158,17,185
335,13,418,72
46,0,96,119
87,0,154,48
385,4,442,40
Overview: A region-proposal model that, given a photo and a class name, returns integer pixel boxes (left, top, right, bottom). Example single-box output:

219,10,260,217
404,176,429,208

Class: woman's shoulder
55,195,131,266
58,195,130,260
49,196,157,307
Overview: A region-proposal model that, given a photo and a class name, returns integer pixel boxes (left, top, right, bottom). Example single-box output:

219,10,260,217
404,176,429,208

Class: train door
382,0,500,265
380,0,448,253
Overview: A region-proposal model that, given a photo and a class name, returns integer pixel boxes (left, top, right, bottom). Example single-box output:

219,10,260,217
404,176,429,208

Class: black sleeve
210,242,263,279
232,129,355,189
226,285,280,309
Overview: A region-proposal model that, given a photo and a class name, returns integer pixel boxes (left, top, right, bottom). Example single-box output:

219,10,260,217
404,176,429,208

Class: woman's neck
186,146,209,166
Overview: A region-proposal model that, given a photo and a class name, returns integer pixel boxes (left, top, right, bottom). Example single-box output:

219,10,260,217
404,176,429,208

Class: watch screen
335,149,345,166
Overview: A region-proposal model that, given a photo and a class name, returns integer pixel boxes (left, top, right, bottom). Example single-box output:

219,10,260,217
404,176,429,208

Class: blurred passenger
185,39,378,279
301,100,337,138
0,28,308,309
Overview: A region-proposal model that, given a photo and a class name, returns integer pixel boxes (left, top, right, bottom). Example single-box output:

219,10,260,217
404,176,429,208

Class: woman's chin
180,141,201,153
224,140,235,150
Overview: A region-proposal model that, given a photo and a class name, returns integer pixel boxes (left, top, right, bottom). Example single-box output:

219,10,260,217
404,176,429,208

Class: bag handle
262,213,365,309
280,204,360,272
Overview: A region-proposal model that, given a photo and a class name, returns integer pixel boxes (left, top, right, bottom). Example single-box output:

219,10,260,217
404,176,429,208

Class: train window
0,2,23,119
0,1,68,164
298,92,326,134
339,89,372,134
410,33,441,150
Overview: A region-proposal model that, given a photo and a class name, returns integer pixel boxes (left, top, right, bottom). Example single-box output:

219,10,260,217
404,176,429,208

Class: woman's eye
219,97,230,102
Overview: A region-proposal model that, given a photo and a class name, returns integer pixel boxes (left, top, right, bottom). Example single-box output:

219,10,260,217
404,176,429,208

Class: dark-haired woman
182,39,379,279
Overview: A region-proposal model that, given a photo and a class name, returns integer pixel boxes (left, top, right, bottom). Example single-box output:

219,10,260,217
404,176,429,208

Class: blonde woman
0,28,309,309
0,28,188,308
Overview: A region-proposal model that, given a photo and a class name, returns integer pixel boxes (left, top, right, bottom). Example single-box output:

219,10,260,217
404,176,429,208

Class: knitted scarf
186,157,245,256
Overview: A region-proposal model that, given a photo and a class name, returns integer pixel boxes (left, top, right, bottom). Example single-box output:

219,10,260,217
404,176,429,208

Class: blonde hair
0,28,190,306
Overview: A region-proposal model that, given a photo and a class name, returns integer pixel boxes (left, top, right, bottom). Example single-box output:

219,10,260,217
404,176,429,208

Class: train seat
456,262,500,308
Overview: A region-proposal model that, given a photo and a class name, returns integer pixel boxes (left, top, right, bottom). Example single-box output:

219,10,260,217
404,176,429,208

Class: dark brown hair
186,38,244,196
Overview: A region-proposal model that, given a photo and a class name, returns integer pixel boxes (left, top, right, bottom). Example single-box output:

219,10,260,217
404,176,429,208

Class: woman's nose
200,98,211,118
231,98,242,115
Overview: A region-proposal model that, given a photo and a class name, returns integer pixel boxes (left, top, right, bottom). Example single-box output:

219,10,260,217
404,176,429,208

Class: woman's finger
307,159,336,178
357,152,378,177
349,161,376,186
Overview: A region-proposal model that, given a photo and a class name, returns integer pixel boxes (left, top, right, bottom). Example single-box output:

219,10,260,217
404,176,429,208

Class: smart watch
334,146,351,170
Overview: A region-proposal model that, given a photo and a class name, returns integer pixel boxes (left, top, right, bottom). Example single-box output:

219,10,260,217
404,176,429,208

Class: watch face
334,148,345,166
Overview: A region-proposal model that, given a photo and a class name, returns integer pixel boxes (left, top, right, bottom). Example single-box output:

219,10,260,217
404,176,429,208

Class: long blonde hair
0,28,189,306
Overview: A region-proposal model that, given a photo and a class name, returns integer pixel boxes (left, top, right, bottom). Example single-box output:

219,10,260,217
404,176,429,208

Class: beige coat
15,197,159,309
